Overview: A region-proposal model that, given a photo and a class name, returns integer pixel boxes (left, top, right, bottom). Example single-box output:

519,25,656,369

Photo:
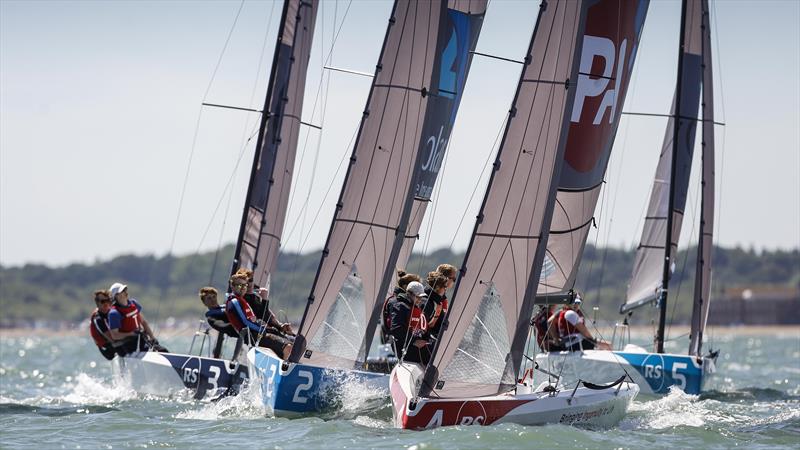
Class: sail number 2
292,370,314,404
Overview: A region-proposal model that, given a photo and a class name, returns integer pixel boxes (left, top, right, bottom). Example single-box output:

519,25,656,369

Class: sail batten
231,0,319,287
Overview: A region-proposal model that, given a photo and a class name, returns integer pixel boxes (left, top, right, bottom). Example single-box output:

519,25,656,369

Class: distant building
708,286,800,325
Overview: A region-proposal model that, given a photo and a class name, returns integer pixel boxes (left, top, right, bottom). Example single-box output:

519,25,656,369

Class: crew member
225,274,293,359
89,290,118,360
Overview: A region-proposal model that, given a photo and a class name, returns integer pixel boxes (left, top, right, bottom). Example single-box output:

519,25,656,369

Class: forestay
539,0,649,294
688,0,715,356
422,0,602,399
291,0,486,370
231,0,319,287
622,0,705,312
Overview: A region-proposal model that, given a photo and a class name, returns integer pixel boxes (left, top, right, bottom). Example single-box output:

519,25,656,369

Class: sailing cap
406,281,427,298
109,282,128,299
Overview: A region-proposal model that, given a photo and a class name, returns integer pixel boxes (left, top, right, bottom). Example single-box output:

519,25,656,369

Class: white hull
390,363,638,430
534,345,716,395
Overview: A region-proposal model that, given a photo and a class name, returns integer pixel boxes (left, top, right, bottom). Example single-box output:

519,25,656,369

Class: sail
395,0,486,272
688,0,714,356
421,0,651,399
539,0,649,294
231,0,319,287
622,0,704,313
291,0,486,369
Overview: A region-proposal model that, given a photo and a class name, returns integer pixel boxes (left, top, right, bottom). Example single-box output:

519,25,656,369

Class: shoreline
1,324,798,338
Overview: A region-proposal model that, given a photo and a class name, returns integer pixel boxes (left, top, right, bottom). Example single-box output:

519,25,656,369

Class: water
1,328,798,449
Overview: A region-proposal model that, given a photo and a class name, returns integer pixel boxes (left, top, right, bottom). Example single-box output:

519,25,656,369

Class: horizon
2,0,799,267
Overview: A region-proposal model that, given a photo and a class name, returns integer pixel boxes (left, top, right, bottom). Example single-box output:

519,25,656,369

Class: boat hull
247,347,390,417
115,351,249,399
390,363,639,430
534,346,716,395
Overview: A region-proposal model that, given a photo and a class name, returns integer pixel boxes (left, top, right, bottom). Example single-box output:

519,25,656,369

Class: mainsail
421,0,650,399
395,1,486,271
231,0,319,287
290,0,487,369
622,0,706,314
539,0,649,294
688,0,715,356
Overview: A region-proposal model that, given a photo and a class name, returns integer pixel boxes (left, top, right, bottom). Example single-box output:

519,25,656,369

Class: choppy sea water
1,328,798,449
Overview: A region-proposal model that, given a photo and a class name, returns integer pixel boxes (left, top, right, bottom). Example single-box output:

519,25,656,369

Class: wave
0,402,118,416
700,387,800,403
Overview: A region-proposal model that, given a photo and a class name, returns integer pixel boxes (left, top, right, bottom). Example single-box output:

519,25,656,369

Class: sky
1,0,798,268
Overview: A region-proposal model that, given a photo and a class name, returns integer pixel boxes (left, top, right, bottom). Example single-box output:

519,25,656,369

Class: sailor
532,304,565,352
107,282,168,355
200,287,238,337
556,295,611,351
422,264,456,339
88,290,118,360
388,281,431,365
381,271,421,345
225,273,293,359
234,268,293,336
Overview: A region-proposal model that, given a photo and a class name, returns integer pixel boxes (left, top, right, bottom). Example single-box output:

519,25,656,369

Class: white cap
406,281,427,297
109,282,128,299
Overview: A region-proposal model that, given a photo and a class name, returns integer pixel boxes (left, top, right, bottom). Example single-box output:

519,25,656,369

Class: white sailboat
115,0,319,400
390,0,648,430
535,0,719,396
247,0,488,417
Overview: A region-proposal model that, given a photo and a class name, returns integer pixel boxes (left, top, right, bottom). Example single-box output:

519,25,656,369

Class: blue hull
248,347,389,417
612,351,714,395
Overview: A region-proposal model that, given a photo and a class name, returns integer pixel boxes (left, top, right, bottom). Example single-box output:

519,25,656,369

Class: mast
689,0,714,356
657,0,689,354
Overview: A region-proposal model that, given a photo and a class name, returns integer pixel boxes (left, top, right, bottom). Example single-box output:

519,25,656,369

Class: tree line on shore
1,244,797,328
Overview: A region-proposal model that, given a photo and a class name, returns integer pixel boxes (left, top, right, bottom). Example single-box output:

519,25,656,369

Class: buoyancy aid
113,300,142,333
409,305,427,333
225,294,259,333
89,309,112,347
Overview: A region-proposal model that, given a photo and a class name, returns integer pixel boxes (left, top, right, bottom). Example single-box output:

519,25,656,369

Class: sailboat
247,0,487,417
115,0,319,400
535,0,718,396
390,0,648,430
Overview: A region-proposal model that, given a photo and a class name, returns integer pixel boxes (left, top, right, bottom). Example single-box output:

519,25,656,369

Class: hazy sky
1,0,798,268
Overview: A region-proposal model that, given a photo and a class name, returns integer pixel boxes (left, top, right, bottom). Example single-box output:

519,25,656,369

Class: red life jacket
89,309,112,347
556,308,584,338
428,298,448,328
225,294,257,332
113,300,142,333
409,306,427,333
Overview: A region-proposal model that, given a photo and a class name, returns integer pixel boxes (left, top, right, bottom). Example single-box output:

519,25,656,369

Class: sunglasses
232,283,248,288
96,298,111,303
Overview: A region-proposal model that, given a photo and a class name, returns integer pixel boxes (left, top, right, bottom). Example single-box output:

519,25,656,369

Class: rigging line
447,113,510,249
210,0,277,286
153,0,247,330
666,156,703,342
711,0,727,253
283,0,353,248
